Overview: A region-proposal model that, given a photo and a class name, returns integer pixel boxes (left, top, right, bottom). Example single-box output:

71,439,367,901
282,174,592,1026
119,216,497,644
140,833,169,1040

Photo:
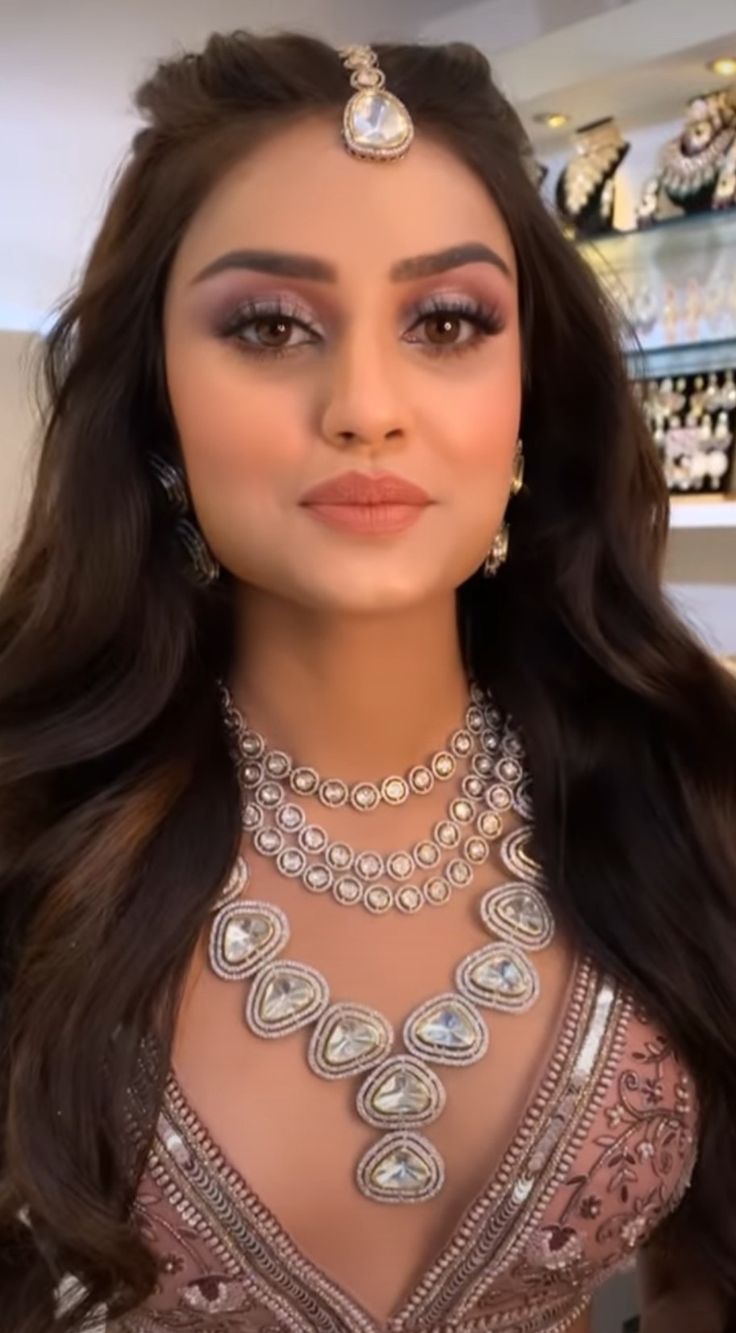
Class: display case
578,210,736,518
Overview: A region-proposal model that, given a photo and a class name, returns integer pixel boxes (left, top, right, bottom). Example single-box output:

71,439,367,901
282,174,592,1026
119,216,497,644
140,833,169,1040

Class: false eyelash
219,294,505,360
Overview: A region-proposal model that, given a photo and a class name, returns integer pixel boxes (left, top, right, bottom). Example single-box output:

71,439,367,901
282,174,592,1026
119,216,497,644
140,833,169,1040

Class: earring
482,439,525,578
510,438,525,496
149,453,221,586
483,523,509,577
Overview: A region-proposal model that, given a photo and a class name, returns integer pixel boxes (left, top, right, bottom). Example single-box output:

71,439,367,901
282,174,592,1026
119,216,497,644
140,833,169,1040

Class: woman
0,29,734,1333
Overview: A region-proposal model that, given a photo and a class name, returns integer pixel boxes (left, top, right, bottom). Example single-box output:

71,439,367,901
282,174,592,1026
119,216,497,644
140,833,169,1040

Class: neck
228,588,471,781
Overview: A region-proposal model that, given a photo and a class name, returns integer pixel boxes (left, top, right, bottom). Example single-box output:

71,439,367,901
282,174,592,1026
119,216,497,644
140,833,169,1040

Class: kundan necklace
206,685,555,1204
220,683,534,915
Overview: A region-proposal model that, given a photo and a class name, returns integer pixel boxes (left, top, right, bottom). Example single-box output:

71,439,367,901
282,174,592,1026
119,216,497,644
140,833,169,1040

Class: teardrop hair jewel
338,45,414,161
483,439,525,578
149,453,221,586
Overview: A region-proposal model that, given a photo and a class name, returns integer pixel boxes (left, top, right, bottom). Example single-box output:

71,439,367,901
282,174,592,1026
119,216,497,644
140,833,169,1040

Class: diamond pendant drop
246,961,329,1037
356,1131,445,1203
404,993,488,1065
308,1004,393,1079
357,1055,446,1129
208,900,289,981
480,883,555,950
456,942,539,1013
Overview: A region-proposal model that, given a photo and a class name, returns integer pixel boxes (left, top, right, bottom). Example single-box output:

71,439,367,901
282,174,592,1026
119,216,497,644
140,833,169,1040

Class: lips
300,471,432,507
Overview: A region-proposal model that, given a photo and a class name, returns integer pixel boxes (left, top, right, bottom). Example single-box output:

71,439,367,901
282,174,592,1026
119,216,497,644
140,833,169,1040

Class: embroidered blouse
110,951,700,1333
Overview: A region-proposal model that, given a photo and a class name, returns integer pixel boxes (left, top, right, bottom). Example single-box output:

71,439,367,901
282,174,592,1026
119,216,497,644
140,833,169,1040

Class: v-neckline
163,950,596,1331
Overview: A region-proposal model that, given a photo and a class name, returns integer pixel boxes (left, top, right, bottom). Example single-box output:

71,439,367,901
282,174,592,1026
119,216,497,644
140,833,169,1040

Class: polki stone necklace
206,687,556,1203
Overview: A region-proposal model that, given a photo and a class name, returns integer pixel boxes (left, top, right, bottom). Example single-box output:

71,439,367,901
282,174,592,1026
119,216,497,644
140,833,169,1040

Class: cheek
165,338,304,511
428,345,522,491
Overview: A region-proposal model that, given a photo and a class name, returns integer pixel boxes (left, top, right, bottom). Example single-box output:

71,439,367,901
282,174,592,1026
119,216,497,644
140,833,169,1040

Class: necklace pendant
456,942,539,1013
356,1131,444,1203
208,900,289,981
357,1055,446,1129
481,883,555,950
404,993,488,1066
246,961,329,1037
308,1003,393,1079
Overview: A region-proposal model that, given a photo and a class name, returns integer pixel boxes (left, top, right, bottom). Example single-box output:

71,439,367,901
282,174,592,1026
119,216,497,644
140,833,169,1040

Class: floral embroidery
520,1018,697,1297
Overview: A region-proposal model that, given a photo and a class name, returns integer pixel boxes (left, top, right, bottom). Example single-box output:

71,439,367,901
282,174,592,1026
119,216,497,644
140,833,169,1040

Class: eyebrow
190,241,513,286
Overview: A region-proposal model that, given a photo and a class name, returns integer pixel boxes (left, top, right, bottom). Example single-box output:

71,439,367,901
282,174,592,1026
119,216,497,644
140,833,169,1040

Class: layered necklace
207,682,555,1205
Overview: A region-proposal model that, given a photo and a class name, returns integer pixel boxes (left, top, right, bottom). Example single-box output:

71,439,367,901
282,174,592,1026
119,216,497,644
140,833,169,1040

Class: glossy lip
299,470,432,507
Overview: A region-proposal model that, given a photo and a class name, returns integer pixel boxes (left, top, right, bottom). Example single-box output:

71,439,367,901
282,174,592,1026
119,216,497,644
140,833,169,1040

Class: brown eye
252,317,293,349
423,314,464,346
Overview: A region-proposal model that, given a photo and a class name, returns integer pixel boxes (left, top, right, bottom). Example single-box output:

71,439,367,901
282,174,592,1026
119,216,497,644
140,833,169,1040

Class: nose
319,324,413,454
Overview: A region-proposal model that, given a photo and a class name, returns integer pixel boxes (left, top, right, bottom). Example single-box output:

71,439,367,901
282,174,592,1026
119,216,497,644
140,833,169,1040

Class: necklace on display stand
555,117,630,238
206,682,556,1205
659,89,736,213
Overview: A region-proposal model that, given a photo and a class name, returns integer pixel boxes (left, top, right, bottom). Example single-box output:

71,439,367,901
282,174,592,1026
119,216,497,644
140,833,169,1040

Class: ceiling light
707,57,736,77
532,112,570,129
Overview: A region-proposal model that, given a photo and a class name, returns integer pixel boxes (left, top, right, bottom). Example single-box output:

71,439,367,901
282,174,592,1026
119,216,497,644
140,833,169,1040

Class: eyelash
218,295,505,361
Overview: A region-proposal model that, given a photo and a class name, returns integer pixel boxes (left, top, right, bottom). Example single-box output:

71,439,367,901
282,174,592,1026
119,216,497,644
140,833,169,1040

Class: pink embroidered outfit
113,951,698,1333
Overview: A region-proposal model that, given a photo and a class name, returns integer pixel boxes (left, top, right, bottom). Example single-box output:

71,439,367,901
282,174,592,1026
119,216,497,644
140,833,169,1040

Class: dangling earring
483,523,509,578
510,437,525,497
482,439,525,579
149,453,221,586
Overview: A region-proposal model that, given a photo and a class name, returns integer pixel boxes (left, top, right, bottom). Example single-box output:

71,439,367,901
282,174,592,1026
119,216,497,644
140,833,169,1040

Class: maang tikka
338,45,414,161
149,453,221,586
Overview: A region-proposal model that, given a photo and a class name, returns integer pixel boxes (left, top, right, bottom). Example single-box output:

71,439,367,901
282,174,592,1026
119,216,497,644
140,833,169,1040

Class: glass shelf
626,336,736,381
577,207,736,264
577,208,736,359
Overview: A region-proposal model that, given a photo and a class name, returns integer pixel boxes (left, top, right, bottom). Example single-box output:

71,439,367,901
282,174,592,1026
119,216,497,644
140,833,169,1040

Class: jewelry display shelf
577,208,736,362
669,492,736,528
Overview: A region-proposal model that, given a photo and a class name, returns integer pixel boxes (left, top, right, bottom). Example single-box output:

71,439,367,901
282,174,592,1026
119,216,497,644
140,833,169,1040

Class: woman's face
163,116,522,613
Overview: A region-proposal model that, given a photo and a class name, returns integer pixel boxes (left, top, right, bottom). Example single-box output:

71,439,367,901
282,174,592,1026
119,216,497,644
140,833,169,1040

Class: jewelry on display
338,46,414,161
714,140,736,209
208,686,555,1203
555,117,630,237
639,369,736,494
659,90,736,211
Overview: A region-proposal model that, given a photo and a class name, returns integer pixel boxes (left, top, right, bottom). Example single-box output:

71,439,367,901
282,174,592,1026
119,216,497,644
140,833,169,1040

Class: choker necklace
207,699,554,1203
220,682,497,810
220,684,534,914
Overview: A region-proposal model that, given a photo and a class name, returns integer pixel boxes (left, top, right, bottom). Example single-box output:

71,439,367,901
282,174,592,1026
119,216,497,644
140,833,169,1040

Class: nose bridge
319,290,411,446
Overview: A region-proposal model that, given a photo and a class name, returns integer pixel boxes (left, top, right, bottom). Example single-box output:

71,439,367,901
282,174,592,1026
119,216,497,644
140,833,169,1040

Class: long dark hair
0,29,735,1332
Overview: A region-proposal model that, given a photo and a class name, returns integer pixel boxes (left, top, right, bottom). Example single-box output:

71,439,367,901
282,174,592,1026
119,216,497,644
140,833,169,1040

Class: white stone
348,91,410,149
223,914,271,963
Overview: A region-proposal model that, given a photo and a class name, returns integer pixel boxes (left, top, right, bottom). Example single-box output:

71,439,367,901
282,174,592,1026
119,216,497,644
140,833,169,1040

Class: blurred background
1,5,735,1325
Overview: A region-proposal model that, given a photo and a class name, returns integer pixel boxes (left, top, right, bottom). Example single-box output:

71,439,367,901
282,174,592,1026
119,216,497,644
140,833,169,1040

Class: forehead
170,115,517,286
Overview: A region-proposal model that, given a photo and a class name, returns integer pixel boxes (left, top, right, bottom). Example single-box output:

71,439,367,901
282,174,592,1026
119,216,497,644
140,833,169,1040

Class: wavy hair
0,29,735,1332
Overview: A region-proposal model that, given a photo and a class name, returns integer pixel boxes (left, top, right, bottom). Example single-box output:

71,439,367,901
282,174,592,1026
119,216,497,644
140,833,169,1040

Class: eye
405,296,505,356
220,299,320,357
